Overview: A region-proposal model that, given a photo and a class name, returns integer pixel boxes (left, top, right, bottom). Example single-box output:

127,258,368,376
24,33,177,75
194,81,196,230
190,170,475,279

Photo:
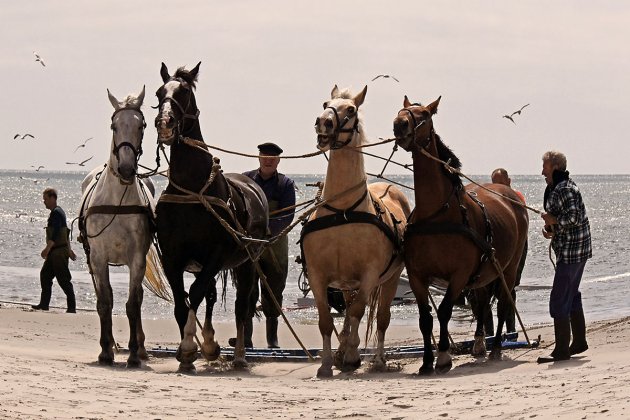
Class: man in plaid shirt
538,151,592,363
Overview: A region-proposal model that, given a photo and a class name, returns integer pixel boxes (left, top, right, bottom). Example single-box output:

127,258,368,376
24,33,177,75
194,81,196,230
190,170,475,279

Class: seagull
502,104,530,125
33,51,46,67
73,137,93,153
15,212,28,218
371,74,400,82
31,165,45,172
14,133,35,140
66,156,93,167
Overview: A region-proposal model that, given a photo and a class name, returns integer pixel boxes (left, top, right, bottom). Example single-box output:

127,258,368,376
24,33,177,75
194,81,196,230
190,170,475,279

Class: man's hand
69,249,77,261
41,247,50,259
541,212,558,226
542,226,554,239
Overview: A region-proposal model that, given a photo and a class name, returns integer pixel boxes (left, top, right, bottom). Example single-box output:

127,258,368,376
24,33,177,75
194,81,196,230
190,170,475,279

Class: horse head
107,86,146,184
154,62,201,146
393,96,441,152
315,85,367,151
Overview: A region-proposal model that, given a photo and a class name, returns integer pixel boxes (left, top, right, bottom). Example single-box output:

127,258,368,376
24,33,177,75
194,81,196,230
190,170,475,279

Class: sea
1,170,629,332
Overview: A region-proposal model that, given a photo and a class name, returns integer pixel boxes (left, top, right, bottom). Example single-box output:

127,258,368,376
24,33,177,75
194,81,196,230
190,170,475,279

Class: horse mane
174,66,198,88
332,87,367,146
434,133,463,186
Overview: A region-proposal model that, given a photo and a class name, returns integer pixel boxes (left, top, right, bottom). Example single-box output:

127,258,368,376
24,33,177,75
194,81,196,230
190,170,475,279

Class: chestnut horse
305,85,411,377
393,96,528,374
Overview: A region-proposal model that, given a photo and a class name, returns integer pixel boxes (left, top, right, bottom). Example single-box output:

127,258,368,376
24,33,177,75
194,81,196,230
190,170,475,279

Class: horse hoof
98,353,114,366
435,360,453,375
201,343,221,361
177,362,196,374
126,357,142,369
418,364,435,376
489,349,502,361
340,358,361,372
333,351,345,369
138,348,149,361
176,346,198,364
370,358,387,372
317,366,333,378
471,337,487,357
233,358,249,370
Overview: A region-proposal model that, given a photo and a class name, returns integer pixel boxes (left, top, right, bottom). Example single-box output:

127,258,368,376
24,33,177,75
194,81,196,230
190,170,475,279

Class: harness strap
86,205,151,216
322,189,368,214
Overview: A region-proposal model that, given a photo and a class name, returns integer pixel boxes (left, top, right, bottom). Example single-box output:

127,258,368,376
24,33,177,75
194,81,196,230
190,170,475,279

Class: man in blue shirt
241,142,296,348
538,151,592,363
32,188,77,312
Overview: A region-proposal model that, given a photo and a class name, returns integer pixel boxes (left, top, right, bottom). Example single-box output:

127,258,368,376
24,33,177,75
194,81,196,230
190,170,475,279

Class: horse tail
218,269,233,307
144,244,173,302
364,285,381,347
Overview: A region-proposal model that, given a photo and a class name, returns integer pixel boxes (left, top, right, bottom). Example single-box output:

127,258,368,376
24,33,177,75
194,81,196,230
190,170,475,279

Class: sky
1,1,629,176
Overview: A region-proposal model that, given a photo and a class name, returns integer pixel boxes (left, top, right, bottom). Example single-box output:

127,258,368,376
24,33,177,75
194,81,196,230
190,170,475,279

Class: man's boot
266,317,279,349
537,317,571,363
65,288,76,314
569,308,588,355
228,317,253,348
32,285,51,310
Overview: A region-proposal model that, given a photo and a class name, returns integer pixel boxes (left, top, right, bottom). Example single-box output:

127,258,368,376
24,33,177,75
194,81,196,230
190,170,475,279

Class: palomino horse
78,87,156,367
305,85,411,377
154,62,268,372
393,96,529,374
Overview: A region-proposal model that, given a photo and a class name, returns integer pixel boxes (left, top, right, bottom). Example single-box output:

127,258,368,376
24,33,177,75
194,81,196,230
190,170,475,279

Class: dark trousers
549,260,586,319
39,247,75,310
254,235,288,318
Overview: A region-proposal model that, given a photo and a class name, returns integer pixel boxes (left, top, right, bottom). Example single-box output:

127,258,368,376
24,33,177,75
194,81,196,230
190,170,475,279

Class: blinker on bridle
319,105,360,149
110,107,145,163
153,78,200,139
399,105,432,150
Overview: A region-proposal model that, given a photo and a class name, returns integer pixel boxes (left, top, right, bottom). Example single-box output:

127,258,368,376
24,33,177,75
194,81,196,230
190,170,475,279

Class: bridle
398,105,433,151
154,78,200,140
110,107,145,163
321,105,360,149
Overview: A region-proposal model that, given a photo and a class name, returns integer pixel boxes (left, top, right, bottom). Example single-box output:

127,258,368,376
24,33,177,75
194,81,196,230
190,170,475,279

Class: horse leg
415,289,435,375
370,273,399,372
333,290,353,369
200,276,220,361
92,261,115,365
232,260,257,370
311,277,335,378
125,258,148,368
490,286,510,360
340,288,367,372
471,286,490,357
165,265,197,372
435,285,456,374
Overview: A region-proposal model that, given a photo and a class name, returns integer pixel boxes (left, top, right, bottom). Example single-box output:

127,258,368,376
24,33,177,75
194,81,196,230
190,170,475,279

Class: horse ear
354,85,368,108
135,85,145,107
403,95,412,108
107,89,120,111
190,61,201,81
427,96,441,115
160,62,170,83
331,85,339,99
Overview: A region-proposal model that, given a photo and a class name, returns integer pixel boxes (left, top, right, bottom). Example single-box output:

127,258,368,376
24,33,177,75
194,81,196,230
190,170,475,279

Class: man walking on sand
32,187,77,313
537,151,591,363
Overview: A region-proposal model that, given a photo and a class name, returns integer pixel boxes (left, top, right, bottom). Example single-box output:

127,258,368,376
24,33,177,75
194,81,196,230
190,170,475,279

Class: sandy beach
0,304,628,419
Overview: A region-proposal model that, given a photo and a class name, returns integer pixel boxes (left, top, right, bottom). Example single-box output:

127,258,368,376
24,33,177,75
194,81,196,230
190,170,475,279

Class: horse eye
347,107,356,115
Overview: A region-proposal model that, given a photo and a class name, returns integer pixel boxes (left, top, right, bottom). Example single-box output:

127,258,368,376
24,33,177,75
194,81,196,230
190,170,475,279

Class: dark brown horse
154,62,268,372
393,96,529,374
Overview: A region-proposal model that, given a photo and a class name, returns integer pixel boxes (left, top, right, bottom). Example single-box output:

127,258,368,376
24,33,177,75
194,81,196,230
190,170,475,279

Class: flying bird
31,165,44,172
73,137,93,153
371,74,400,82
502,104,530,125
19,176,49,184
15,212,28,218
66,156,93,167
33,51,46,67
14,133,35,140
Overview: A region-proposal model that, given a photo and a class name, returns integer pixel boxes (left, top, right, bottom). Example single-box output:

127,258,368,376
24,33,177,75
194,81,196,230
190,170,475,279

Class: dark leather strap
86,205,151,216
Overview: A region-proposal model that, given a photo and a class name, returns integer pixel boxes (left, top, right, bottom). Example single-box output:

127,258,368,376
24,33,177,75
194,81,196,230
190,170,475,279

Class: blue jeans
549,260,587,319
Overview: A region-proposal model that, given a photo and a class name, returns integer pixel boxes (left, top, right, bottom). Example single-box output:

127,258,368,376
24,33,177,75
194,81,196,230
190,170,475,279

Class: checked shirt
545,178,592,264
